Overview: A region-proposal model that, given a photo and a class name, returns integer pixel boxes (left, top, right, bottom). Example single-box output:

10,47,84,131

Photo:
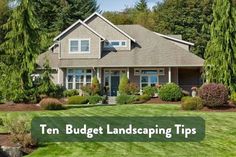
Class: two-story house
37,12,204,96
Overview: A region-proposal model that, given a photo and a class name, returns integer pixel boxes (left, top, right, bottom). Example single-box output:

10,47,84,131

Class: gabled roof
154,32,195,46
53,20,105,41
84,12,136,42
38,25,204,68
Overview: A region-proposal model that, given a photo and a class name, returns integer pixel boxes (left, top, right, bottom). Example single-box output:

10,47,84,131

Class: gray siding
86,15,131,51
59,23,101,59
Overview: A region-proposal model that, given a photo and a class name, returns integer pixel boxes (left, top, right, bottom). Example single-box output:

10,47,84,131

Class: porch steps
108,96,117,104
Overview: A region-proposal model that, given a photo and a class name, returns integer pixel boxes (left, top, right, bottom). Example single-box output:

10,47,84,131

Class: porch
56,67,202,96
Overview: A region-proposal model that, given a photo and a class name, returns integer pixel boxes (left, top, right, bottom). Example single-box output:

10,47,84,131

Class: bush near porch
158,83,182,101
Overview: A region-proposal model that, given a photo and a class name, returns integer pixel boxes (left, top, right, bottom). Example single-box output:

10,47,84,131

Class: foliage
136,94,151,103
91,76,100,95
153,0,213,58
181,96,203,110
2,115,37,148
135,0,148,12
126,83,139,95
34,0,99,49
199,83,229,107
231,92,236,105
158,83,182,101
68,96,88,104
118,74,129,95
63,89,80,97
143,86,157,97
204,0,236,92
39,98,64,110
88,95,102,104
116,94,137,104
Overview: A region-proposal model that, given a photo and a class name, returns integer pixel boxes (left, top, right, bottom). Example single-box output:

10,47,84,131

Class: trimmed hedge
181,96,203,110
116,94,137,104
88,95,102,104
158,83,182,101
198,83,228,107
39,98,64,110
68,96,88,104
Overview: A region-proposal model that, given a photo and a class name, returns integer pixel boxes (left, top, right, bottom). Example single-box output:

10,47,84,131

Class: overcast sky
97,0,162,12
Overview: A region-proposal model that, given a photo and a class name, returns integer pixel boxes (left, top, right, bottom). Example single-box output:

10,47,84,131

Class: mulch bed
146,97,181,104
0,104,42,112
201,103,236,112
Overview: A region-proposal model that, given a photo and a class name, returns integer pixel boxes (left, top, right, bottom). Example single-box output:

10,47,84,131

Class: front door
111,76,120,96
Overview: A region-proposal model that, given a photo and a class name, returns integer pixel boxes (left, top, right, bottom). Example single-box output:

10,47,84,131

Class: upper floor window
69,39,90,53
104,40,127,48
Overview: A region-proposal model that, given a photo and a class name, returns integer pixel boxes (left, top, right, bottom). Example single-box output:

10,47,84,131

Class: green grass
1,104,236,157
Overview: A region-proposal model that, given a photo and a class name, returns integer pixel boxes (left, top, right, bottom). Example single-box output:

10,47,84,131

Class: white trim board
53,20,105,41
154,32,194,46
84,12,136,42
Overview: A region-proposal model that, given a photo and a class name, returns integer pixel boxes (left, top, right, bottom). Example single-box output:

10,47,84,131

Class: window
141,75,158,89
66,68,92,89
104,40,127,48
69,39,90,53
70,40,79,52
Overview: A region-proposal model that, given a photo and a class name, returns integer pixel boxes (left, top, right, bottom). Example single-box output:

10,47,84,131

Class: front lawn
0,104,236,157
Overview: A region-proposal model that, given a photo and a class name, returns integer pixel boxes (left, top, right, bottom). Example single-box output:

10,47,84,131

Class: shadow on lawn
66,104,117,109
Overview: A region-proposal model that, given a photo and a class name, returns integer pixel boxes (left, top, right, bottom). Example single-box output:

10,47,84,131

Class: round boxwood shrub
116,94,137,104
68,96,88,104
88,95,102,104
198,83,228,107
158,83,182,101
181,96,203,110
39,98,64,110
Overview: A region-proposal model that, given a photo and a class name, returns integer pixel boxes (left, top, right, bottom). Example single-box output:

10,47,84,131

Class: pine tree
204,0,236,92
1,0,42,91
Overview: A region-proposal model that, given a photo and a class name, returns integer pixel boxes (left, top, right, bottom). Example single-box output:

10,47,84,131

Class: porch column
127,67,130,79
168,67,171,83
96,67,101,83
58,68,64,85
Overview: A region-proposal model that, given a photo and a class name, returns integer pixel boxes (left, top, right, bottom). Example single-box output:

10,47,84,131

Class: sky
97,0,162,12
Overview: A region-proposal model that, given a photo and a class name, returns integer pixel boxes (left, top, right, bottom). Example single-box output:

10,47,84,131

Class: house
37,12,204,96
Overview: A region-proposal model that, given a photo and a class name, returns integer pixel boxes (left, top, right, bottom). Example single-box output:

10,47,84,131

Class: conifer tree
204,0,236,92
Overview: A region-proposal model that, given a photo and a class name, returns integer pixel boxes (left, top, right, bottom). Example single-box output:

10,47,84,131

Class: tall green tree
153,0,213,58
1,0,42,91
135,0,148,12
34,0,99,49
204,0,236,92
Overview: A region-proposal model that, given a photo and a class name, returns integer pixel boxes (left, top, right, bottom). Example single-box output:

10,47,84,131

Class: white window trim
104,40,127,48
69,39,91,54
134,68,165,76
66,68,92,89
140,75,159,90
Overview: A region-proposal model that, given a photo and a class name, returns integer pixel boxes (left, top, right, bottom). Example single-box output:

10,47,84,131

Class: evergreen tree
1,0,42,91
135,0,148,12
204,0,236,92
119,74,129,94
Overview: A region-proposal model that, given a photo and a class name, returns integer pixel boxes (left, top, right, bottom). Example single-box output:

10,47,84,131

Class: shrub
143,86,157,97
2,115,37,148
116,94,136,104
91,76,100,95
231,92,236,105
134,94,151,103
119,74,129,94
88,95,102,104
39,98,64,110
158,83,182,101
126,83,139,95
181,97,203,110
68,96,88,104
63,89,80,97
198,83,228,107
